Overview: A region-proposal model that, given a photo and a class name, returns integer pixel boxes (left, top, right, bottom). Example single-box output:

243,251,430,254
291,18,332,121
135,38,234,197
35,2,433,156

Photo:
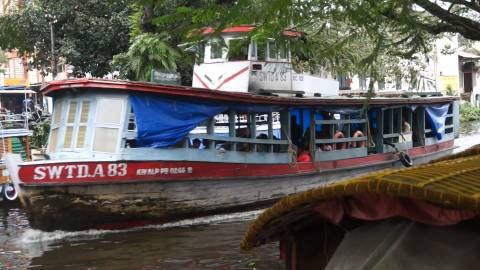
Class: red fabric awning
313,194,478,226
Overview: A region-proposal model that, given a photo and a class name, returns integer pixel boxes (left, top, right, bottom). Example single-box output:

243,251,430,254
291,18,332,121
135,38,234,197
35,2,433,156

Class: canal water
1,122,480,270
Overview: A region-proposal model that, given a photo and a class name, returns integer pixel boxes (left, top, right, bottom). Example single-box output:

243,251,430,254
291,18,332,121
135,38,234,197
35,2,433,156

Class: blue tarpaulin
129,93,282,148
425,104,450,140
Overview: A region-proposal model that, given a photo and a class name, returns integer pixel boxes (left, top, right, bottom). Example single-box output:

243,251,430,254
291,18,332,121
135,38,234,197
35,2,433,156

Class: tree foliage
111,32,179,81
111,1,234,84
133,0,479,84
0,0,132,77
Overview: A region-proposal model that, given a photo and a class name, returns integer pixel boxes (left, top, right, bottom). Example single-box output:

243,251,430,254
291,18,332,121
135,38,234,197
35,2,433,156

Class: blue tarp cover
425,103,450,140
129,93,282,148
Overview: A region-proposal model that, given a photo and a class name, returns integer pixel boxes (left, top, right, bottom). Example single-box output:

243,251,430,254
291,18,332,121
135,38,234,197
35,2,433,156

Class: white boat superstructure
191,25,339,97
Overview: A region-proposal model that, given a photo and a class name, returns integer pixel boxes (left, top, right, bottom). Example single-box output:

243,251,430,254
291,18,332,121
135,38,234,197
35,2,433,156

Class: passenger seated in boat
126,139,136,148
350,130,366,148
256,133,269,152
191,138,201,149
316,126,332,151
297,149,312,162
403,121,411,133
297,139,312,162
333,130,347,150
237,127,251,152
291,115,302,149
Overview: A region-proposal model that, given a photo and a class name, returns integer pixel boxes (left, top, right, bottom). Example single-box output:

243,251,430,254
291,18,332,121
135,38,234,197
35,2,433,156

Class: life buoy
2,183,18,201
333,131,347,150
351,130,366,148
399,151,413,167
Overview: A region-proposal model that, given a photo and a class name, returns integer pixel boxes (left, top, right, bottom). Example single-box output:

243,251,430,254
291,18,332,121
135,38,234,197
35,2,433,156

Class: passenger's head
192,139,201,148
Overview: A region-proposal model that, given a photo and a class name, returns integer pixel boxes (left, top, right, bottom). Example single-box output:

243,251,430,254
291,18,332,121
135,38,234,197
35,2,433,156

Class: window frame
47,98,65,153
60,97,94,151
91,96,126,154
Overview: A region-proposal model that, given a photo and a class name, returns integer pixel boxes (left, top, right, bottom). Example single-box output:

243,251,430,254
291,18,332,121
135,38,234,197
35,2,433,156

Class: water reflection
27,222,281,270
1,206,283,270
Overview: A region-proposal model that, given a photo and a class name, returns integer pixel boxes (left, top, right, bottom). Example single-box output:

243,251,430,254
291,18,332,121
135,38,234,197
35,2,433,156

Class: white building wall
434,36,460,92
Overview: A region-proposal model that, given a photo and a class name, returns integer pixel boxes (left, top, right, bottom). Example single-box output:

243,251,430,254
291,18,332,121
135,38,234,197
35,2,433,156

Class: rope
281,124,297,167
367,119,375,148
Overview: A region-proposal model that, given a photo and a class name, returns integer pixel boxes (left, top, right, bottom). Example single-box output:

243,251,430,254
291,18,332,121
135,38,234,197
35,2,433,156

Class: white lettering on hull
136,167,193,176
33,163,128,181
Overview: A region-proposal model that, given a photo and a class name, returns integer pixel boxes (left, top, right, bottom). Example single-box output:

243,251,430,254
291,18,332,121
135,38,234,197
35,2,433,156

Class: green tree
112,0,236,84
112,32,178,81
0,0,132,77
133,0,480,85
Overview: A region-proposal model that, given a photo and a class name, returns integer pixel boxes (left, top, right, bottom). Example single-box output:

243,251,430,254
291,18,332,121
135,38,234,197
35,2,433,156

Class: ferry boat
6,27,460,231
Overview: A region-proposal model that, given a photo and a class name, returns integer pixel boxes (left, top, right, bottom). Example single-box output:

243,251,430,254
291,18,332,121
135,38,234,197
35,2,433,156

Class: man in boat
191,138,201,149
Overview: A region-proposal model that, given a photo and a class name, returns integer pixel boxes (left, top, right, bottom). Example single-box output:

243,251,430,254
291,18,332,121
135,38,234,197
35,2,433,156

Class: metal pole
49,21,57,79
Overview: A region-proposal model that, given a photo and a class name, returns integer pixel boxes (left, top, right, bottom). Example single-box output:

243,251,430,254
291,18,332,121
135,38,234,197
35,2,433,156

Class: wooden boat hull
17,142,453,231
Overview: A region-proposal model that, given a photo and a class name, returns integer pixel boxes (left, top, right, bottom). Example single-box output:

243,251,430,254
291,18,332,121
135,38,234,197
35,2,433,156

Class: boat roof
0,90,36,94
241,144,480,251
200,25,302,37
41,79,458,107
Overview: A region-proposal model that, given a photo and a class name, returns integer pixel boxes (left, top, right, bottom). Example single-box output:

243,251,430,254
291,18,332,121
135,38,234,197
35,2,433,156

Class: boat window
52,101,62,126
267,40,277,60
93,98,124,153
76,100,90,148
250,41,257,60
278,42,288,61
197,42,205,64
312,110,368,154
395,75,402,90
48,100,63,152
228,38,249,61
210,40,224,60
382,107,413,149
60,99,92,150
49,129,59,153
378,78,385,90
257,41,266,61
95,99,122,124
359,75,367,90
187,110,288,154
445,104,454,135
64,101,77,148
93,127,120,152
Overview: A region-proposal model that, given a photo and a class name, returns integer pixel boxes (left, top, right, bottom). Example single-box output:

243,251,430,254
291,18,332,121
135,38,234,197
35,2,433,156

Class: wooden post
228,110,236,151
207,118,214,149
267,112,273,153
24,136,31,160
375,110,384,153
7,138,12,153
310,110,315,156
250,113,256,152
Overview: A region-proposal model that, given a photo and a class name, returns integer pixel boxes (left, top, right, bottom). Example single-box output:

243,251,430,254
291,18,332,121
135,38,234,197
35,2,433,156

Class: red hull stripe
193,72,211,89
215,66,250,90
18,140,453,185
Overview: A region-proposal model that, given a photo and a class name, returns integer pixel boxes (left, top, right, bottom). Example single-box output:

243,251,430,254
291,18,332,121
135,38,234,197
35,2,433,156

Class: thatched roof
241,144,480,251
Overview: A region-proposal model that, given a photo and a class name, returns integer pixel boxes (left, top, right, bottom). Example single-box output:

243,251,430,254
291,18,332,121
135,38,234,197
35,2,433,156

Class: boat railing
187,133,289,153
314,118,368,161
380,106,414,152
0,113,29,130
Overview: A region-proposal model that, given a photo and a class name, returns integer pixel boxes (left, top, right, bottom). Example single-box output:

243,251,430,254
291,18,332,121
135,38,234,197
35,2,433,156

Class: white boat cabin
191,26,339,97
45,88,459,165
